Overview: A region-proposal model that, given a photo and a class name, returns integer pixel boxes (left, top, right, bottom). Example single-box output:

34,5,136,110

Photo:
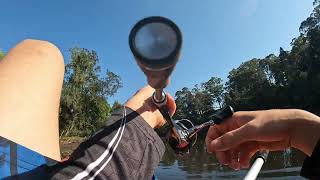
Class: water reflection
156,140,307,179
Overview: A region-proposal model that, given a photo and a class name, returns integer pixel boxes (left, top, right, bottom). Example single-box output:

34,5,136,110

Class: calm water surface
156,141,307,179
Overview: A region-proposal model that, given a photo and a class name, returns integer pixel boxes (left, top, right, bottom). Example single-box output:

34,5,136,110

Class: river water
155,140,307,179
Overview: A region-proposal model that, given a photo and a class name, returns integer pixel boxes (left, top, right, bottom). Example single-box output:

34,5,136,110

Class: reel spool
167,119,197,157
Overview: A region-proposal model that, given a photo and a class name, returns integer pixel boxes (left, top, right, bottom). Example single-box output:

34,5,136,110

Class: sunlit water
156,140,307,179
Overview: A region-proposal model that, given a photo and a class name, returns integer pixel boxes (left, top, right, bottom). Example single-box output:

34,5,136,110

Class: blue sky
0,0,314,104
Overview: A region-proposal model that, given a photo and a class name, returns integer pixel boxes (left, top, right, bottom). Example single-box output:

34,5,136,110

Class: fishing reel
167,106,234,157
167,119,197,156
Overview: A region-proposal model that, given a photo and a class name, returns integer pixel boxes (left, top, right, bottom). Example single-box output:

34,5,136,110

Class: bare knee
0,39,64,161
8,39,65,74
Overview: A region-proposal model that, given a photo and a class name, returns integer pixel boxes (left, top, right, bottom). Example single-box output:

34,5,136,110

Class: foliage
174,77,224,125
59,47,122,137
0,50,4,59
225,59,274,110
226,0,320,113
223,1,320,113
111,101,123,113
300,0,320,34
174,0,320,126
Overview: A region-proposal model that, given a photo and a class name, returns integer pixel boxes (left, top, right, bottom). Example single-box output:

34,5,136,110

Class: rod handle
212,106,234,125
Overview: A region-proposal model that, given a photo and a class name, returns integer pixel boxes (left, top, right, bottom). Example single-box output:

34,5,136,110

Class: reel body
167,119,197,156
166,106,234,157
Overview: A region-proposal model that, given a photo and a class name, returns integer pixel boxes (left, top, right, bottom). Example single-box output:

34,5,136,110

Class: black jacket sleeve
48,107,165,180
300,139,320,180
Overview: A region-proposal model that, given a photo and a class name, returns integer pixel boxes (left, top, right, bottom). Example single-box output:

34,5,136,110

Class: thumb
210,124,254,151
166,94,176,116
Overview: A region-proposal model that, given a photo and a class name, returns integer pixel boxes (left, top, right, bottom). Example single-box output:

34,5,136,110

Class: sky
0,0,315,104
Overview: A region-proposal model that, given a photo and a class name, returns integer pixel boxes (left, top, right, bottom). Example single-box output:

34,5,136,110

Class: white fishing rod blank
243,150,269,180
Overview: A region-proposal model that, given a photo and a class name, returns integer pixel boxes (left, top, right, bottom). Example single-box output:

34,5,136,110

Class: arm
49,86,176,180
205,109,320,175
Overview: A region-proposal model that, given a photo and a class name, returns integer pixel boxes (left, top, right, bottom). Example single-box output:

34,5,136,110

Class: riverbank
60,136,85,158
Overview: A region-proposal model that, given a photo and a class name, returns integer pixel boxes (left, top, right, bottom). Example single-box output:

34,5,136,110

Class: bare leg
0,39,64,161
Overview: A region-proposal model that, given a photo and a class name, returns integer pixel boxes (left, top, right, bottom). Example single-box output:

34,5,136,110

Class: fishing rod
244,150,269,180
129,16,268,179
129,16,233,156
128,16,185,150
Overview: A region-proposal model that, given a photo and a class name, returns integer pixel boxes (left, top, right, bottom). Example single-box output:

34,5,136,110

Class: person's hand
125,86,176,128
205,109,320,170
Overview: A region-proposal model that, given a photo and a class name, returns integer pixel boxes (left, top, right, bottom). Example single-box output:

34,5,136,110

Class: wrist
124,103,165,128
124,86,175,129
289,109,320,156
139,111,165,128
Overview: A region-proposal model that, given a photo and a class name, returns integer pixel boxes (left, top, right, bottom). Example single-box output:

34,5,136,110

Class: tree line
59,47,123,137
0,0,319,137
174,0,320,127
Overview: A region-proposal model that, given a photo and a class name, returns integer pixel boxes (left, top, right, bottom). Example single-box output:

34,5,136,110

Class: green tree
299,0,320,34
111,101,122,113
225,59,274,110
0,50,5,59
59,47,122,137
174,77,224,125
174,87,196,120
201,77,224,108
223,0,320,112
158,0,320,140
